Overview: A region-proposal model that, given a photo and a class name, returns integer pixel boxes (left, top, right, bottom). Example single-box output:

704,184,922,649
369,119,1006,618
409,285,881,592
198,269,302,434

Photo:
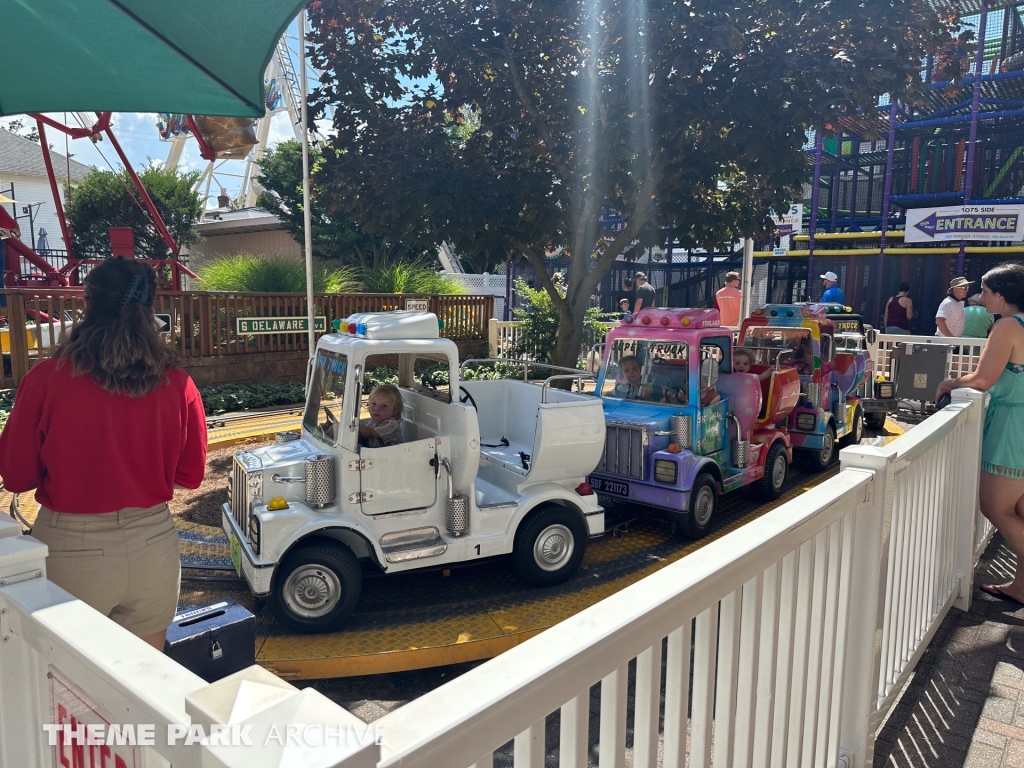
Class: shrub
508,279,609,365
199,381,306,416
360,260,467,295
197,253,361,294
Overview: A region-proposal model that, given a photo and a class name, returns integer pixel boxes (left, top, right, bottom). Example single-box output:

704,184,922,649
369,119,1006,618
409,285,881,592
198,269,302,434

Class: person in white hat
935,276,973,337
820,271,845,305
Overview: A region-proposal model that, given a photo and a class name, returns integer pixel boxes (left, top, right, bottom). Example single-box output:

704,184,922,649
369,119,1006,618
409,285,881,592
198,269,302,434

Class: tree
67,164,201,261
308,0,963,366
256,140,374,266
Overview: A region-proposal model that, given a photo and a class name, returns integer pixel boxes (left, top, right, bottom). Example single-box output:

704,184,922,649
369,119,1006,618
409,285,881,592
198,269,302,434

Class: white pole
740,237,754,321
300,10,316,357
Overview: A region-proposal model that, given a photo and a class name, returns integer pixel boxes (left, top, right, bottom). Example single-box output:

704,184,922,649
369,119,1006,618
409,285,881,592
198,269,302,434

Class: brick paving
874,533,1024,767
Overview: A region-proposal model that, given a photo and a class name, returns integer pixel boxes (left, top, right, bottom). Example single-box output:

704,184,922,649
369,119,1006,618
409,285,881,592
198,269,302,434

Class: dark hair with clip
56,257,174,396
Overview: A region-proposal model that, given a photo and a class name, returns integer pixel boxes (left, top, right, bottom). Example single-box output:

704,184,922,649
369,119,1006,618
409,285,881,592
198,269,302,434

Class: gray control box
893,342,951,403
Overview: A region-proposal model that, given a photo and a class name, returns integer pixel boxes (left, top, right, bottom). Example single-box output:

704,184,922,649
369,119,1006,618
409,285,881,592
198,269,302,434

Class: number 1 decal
475,544,481,555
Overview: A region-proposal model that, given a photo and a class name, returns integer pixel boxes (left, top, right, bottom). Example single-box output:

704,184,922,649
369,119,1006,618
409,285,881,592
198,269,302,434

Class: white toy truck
223,311,606,632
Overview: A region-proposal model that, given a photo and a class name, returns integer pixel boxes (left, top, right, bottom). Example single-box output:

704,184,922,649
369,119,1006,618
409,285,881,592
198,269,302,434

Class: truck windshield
304,349,348,443
741,327,814,369
602,338,688,404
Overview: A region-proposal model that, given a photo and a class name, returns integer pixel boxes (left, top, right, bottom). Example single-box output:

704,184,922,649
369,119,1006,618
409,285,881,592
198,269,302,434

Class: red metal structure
3,113,198,290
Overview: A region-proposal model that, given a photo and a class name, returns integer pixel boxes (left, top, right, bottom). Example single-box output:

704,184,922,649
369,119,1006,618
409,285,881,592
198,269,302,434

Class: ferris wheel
157,32,306,214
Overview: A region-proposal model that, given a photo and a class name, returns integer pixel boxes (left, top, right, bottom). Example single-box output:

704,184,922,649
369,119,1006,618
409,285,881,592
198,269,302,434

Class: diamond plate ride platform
1,414,902,681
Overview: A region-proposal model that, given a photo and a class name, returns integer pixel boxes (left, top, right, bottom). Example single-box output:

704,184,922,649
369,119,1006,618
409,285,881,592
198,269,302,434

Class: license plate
229,530,242,577
588,476,630,497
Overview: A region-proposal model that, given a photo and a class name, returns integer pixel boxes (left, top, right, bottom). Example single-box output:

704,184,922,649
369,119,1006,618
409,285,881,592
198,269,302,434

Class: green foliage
359,260,467,295
256,140,373,266
196,253,360,293
68,164,202,261
508,279,608,365
308,0,964,365
199,381,306,416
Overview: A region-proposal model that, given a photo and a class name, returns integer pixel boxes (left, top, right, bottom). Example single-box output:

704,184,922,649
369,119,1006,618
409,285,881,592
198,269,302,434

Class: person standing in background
715,271,742,327
820,271,845,305
963,293,995,338
619,298,632,319
633,272,657,312
0,258,207,651
883,282,913,334
935,277,972,337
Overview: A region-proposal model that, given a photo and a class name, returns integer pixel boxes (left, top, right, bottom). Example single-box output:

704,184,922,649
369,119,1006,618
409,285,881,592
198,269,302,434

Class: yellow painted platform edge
258,629,547,680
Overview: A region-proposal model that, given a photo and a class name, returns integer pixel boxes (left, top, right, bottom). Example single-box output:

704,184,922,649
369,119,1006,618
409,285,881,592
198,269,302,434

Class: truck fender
277,518,386,571
508,483,592,538
760,432,793,464
676,453,723,493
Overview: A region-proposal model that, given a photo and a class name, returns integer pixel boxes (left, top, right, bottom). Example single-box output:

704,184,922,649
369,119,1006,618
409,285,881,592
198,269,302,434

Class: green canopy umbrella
1,0,307,117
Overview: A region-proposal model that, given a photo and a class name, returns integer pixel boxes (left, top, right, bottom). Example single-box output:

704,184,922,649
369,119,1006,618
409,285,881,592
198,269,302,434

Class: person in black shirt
633,272,657,312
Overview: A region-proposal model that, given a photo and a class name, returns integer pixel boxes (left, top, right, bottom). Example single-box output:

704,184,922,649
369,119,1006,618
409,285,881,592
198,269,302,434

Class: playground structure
762,0,1024,332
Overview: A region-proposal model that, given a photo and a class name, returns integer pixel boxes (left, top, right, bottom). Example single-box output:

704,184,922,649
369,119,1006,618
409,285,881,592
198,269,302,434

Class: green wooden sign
236,316,326,334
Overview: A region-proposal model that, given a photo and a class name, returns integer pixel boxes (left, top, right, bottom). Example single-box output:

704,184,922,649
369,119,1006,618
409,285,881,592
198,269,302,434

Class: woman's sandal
980,583,1024,606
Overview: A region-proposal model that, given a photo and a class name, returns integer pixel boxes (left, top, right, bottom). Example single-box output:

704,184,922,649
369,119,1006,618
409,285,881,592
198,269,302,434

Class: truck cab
739,303,879,471
587,308,798,539
223,311,606,632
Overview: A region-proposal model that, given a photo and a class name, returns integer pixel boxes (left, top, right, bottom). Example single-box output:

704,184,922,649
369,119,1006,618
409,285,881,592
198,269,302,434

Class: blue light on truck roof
356,323,367,335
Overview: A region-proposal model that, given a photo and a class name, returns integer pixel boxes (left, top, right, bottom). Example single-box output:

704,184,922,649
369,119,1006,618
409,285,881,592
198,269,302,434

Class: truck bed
461,379,606,485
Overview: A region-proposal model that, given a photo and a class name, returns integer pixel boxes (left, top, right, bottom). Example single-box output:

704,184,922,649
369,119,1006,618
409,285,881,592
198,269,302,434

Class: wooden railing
0,290,493,388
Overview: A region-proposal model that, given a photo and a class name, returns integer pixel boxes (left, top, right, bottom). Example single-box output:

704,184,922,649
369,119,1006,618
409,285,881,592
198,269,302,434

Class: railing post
488,318,498,358
951,387,988,610
7,292,31,385
0,522,53,768
836,445,895,768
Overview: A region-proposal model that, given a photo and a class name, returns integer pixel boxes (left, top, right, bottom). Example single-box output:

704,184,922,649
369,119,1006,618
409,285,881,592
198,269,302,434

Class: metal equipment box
164,598,255,682
892,342,951,404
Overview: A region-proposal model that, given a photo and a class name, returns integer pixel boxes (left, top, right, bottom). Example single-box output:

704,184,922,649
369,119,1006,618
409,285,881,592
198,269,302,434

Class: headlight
654,459,678,485
876,382,894,399
796,413,817,431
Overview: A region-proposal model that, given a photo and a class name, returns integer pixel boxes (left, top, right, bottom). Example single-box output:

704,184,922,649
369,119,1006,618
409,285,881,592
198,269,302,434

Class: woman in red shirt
0,258,207,649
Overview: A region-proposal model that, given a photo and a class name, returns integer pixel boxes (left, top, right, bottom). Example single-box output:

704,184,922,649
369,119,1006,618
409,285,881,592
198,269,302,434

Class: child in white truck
359,384,404,448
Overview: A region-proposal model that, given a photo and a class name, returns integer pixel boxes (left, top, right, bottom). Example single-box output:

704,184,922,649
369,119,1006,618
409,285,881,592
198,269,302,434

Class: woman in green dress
936,262,1024,603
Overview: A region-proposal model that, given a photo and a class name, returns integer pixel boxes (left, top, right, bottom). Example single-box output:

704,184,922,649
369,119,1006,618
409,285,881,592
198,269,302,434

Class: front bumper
222,504,274,596
588,472,689,513
861,398,897,414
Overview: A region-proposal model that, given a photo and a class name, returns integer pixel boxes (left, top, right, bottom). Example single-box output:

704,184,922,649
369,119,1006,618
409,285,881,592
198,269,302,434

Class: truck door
698,339,729,456
357,438,439,515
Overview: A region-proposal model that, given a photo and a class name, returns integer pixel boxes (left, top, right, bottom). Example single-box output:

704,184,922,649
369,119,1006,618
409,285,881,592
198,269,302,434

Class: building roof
0,128,93,181
196,207,289,235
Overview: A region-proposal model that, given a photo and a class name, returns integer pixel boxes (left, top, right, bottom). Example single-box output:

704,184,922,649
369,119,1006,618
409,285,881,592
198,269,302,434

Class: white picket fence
875,333,987,381
0,515,379,768
0,389,993,768
360,389,991,768
488,319,619,360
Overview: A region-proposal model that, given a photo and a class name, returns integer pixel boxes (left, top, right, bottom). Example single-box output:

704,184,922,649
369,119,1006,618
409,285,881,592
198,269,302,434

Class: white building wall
0,173,71,251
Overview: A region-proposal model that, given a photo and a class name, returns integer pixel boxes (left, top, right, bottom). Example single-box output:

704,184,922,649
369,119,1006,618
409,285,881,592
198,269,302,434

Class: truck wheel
271,543,363,633
803,424,837,473
866,411,887,430
676,474,718,540
841,405,863,447
513,504,587,587
754,442,788,501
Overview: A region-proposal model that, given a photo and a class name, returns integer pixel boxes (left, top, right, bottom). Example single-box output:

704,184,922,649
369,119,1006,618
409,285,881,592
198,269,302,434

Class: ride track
2,411,903,681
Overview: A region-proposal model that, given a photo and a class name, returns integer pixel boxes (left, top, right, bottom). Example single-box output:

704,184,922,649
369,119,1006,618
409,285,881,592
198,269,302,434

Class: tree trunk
549,293,588,370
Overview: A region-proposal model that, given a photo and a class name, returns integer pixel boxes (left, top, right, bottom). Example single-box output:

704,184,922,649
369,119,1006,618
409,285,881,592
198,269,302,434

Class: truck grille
597,422,647,481
231,453,263,538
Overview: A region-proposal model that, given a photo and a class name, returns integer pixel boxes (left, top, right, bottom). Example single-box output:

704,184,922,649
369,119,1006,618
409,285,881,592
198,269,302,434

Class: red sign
49,667,138,768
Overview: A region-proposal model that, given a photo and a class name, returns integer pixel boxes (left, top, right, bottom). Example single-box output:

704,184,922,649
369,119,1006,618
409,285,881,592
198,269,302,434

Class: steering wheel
459,386,478,411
